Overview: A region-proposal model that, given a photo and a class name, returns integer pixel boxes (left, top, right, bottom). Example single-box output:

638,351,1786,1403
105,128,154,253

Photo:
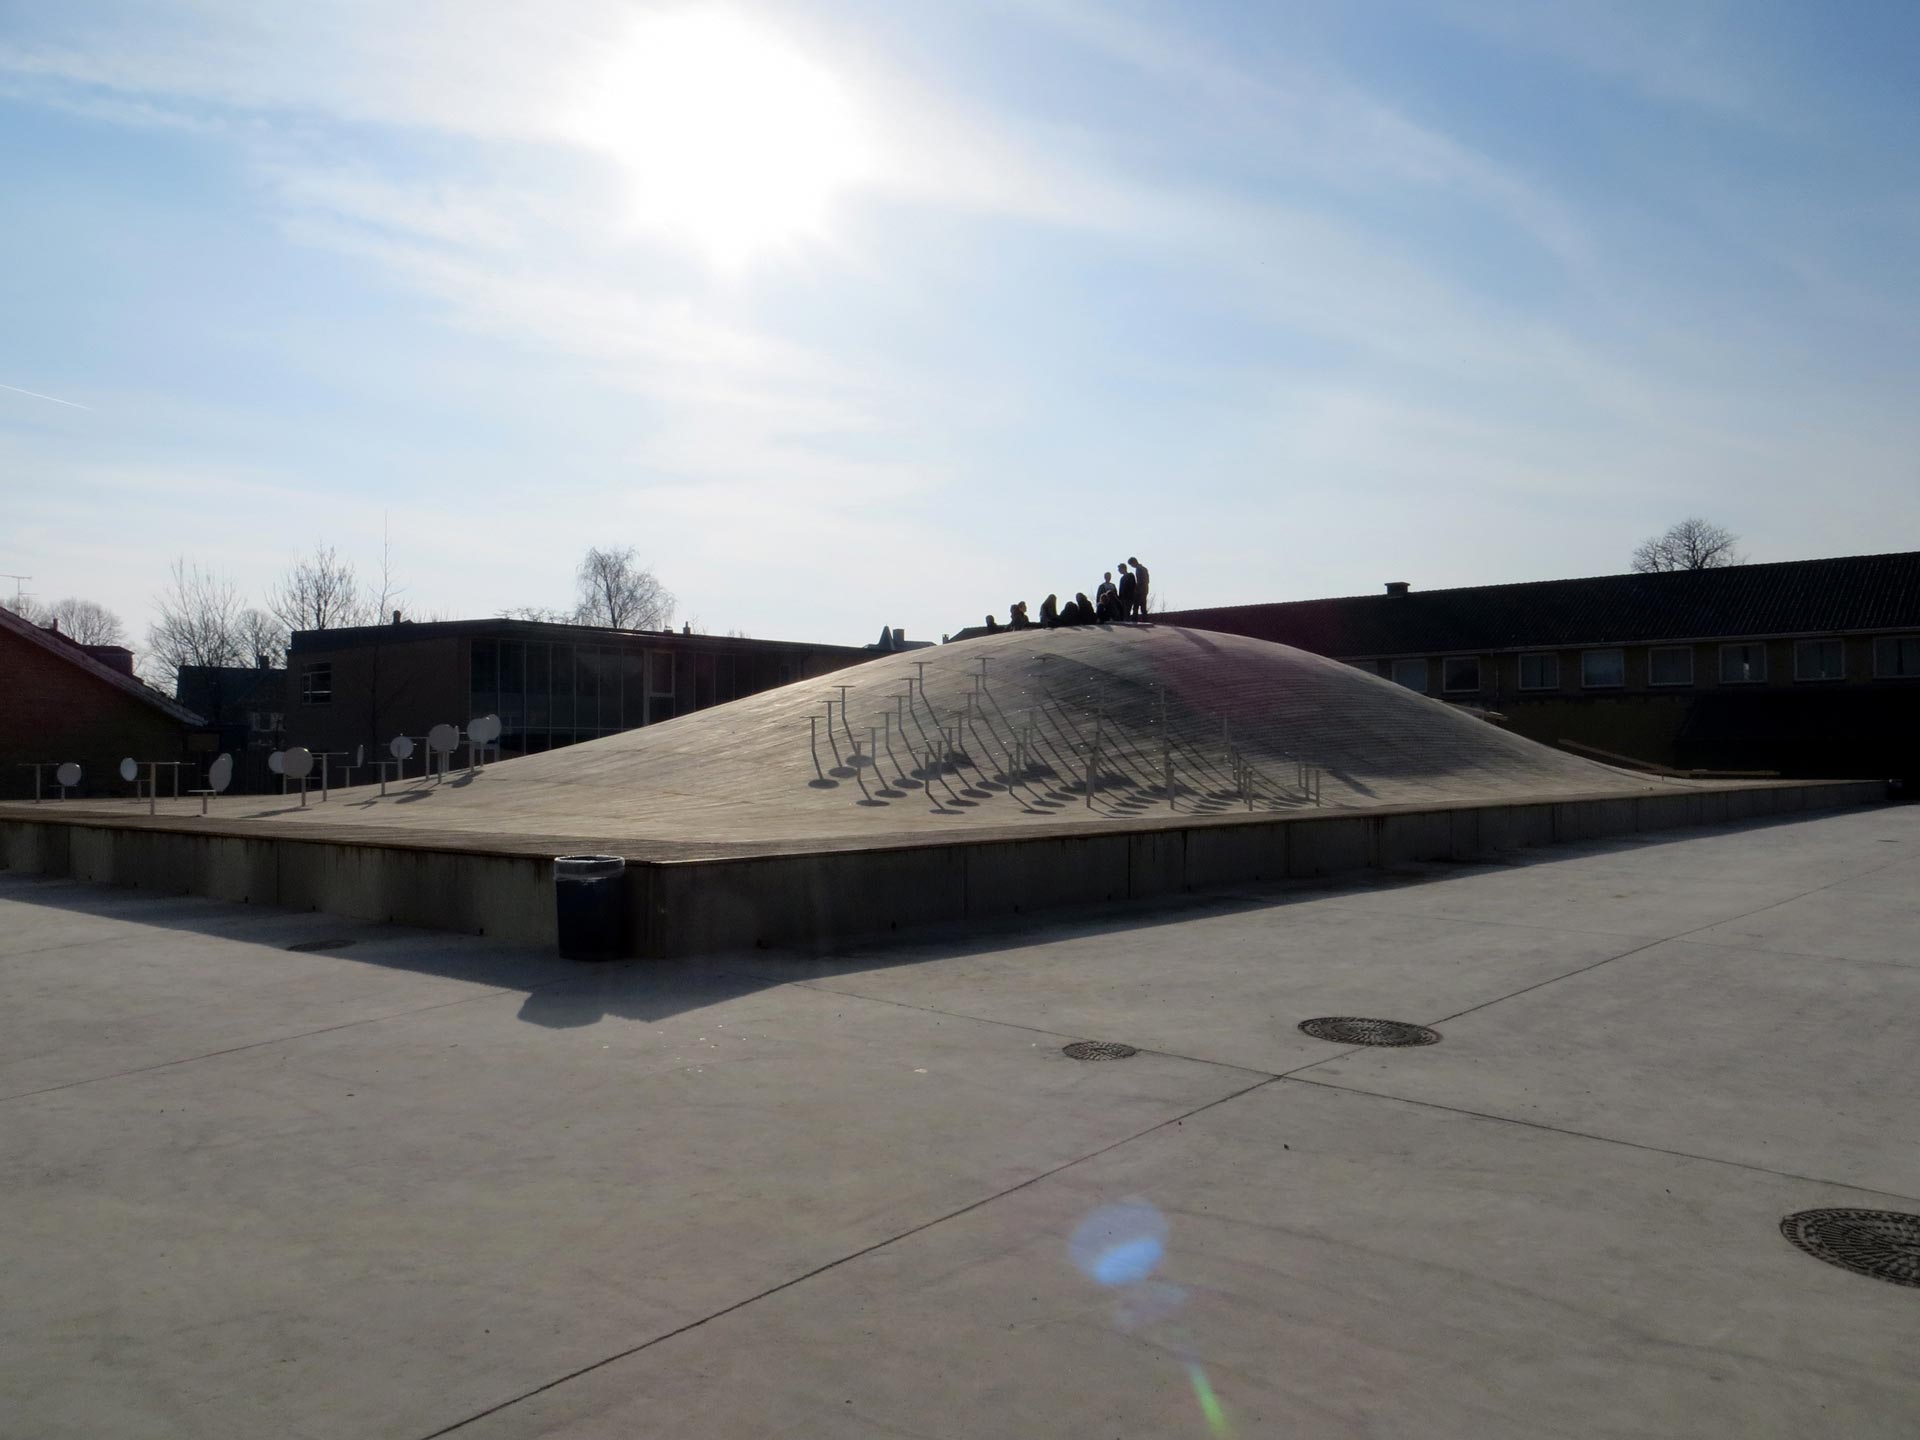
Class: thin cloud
0,381,89,410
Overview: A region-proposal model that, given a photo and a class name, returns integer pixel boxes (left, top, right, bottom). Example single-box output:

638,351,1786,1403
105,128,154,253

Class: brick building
282,617,875,763
0,605,204,798
1160,552,1920,778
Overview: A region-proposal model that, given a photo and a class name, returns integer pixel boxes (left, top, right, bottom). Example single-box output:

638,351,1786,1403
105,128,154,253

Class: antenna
0,573,31,606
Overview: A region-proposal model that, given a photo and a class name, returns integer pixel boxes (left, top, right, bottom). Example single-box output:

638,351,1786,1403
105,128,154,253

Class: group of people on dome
984,556,1150,635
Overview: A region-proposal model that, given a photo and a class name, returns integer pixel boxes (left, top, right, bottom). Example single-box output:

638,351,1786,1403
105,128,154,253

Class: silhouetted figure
1073,592,1095,626
1040,593,1059,628
1117,563,1138,619
1010,601,1032,630
1096,571,1117,620
985,614,1002,634
1128,556,1150,618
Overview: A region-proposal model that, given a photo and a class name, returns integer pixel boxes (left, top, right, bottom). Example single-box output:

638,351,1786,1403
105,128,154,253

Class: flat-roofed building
282,617,875,763
1161,552,1920,778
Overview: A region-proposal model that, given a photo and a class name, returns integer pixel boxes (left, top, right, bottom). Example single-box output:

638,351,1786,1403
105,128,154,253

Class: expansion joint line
412,1075,1281,1439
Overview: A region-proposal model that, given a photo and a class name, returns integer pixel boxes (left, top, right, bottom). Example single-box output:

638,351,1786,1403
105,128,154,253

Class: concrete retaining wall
1,780,1885,957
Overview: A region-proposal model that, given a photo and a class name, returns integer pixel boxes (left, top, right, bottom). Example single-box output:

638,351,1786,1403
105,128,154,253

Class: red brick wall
0,627,192,798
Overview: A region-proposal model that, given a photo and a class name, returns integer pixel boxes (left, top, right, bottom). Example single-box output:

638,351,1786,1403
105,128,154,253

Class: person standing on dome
1116,562,1137,620
1128,556,1150,618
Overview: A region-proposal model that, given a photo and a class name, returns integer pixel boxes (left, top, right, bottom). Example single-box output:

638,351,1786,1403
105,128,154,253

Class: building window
1580,649,1625,688
1874,636,1920,678
300,663,332,704
1518,653,1559,691
1441,656,1481,693
1390,658,1428,692
1794,639,1845,681
1648,647,1694,687
1720,643,1767,684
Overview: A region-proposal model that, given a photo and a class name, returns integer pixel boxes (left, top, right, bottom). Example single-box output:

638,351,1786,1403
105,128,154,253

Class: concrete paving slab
4,805,1917,1440
1685,885,1920,967
745,895,1639,1075
0,874,579,1097
0,939,1249,1440
1311,859,1803,939
452,1082,1920,1440
1306,937,1920,1198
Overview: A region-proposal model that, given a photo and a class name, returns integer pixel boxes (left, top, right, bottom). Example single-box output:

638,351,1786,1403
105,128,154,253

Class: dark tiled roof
1162,552,1920,657
0,605,204,726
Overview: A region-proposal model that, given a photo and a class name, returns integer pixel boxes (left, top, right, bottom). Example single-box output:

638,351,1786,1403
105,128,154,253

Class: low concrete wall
0,779,1885,958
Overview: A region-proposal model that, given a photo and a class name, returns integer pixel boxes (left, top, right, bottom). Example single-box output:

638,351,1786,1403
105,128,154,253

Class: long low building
1159,551,1920,778
282,616,877,765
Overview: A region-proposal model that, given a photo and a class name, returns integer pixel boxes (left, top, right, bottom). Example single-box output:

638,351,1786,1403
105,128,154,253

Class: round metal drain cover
1781,1209,1920,1288
287,938,358,953
1298,1017,1440,1047
1063,1041,1138,1061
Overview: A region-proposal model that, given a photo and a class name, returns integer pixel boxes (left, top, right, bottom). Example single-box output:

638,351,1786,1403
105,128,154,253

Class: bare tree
1632,518,1744,573
270,544,369,633
572,547,673,630
1,593,48,625
237,608,290,668
147,559,245,691
42,597,126,646
499,604,571,623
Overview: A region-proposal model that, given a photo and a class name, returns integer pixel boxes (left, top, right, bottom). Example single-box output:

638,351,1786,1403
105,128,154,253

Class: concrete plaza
3,803,1917,1438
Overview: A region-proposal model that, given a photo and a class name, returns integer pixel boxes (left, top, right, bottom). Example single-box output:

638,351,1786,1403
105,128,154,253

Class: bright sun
570,9,872,265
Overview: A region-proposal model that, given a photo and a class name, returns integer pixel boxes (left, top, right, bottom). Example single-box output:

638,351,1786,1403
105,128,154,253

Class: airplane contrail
0,381,89,410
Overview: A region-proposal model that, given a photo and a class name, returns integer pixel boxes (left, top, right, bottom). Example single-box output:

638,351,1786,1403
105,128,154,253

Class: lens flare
1069,1201,1168,1287
1185,1361,1232,1437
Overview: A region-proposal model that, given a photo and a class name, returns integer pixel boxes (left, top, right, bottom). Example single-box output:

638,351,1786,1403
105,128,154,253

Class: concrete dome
273,625,1680,848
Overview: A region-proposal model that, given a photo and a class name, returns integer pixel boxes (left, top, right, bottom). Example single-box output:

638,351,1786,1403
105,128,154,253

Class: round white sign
427,723,459,754
55,762,81,788
389,735,415,761
281,746,315,780
208,754,234,794
467,714,502,745
267,751,286,775
119,757,138,783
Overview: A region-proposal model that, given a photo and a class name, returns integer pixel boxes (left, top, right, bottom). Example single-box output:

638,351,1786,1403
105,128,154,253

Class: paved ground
3,803,1917,1439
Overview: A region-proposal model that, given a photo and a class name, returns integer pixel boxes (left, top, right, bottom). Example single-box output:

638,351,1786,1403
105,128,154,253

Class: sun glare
571,9,872,265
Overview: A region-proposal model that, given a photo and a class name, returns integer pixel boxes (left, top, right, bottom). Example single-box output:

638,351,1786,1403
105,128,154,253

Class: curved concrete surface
39,625,1692,848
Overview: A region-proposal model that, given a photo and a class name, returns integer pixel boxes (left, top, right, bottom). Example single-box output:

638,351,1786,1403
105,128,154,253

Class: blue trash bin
554,854,627,960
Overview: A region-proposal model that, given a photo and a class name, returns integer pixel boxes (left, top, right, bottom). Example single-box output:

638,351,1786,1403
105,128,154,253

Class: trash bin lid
554,854,626,880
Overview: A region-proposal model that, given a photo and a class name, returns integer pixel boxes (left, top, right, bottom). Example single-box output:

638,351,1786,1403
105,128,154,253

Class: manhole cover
1780,1209,1920,1288
287,938,358,953
1297,1017,1440,1047
1063,1041,1138,1061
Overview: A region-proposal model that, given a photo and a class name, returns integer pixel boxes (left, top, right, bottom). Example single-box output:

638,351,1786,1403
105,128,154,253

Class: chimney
892,627,904,645
1384,581,1411,597
392,609,402,625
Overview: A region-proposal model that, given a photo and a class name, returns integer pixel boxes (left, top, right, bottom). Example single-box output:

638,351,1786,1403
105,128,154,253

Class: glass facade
468,638,746,755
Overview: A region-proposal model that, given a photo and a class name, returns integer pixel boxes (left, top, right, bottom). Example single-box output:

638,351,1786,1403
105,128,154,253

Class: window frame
1580,648,1625,689
1389,658,1428,693
300,662,333,705
1440,656,1482,694
1517,653,1559,691
1793,638,1845,682
1718,642,1768,685
1647,646,1694,687
1873,635,1920,679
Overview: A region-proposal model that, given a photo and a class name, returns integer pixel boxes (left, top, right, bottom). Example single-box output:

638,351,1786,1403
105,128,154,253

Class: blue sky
2,0,1916,655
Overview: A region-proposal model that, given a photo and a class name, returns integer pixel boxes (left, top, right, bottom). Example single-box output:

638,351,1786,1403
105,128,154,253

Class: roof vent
1385,581,1411,597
